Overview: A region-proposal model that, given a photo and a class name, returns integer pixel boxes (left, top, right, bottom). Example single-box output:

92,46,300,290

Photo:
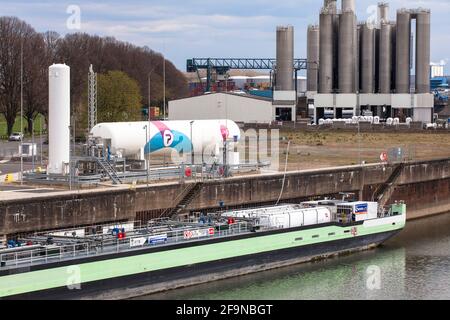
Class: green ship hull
0,204,406,300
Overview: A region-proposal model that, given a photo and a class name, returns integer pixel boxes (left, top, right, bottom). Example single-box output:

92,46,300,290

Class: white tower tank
48,64,70,175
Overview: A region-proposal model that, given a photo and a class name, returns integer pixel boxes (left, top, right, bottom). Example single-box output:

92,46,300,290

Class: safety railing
0,222,254,269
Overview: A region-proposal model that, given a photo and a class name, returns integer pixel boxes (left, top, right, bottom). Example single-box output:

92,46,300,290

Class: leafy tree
97,71,143,122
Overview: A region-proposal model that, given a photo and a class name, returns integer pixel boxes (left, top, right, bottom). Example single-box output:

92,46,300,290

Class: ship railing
0,222,255,268
0,242,92,268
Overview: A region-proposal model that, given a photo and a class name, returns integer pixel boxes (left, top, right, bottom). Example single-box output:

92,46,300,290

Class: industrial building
307,0,433,123
169,92,276,123
179,25,301,123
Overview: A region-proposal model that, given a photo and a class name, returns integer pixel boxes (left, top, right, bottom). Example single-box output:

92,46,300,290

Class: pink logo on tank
220,125,229,141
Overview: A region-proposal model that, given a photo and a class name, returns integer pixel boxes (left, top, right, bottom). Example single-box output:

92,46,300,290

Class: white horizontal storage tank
48,64,70,175
91,119,240,160
222,205,332,229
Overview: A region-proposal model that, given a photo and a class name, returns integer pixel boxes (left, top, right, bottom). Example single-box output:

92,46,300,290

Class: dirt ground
273,131,450,171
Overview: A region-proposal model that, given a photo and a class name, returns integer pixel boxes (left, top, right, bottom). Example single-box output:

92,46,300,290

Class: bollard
4,174,14,183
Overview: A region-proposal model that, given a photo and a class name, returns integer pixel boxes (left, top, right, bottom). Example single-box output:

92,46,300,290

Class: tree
0,17,36,136
23,32,48,134
97,71,143,122
1,17,189,139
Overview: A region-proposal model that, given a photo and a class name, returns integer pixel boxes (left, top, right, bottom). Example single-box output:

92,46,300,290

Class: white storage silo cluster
307,0,433,124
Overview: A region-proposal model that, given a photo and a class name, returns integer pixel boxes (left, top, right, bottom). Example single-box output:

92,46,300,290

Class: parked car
8,132,24,141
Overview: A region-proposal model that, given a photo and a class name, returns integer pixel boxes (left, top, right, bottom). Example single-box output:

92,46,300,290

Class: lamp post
190,121,194,165
20,38,23,185
68,123,72,191
143,124,149,186
147,68,155,185
40,115,43,166
163,54,166,120
31,118,35,173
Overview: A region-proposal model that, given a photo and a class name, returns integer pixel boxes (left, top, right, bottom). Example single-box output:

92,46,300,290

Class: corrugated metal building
169,92,283,123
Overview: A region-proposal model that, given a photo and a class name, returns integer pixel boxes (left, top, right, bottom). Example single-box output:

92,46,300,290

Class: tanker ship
0,199,406,300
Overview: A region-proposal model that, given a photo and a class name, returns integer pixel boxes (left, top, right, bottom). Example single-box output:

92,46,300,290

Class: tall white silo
48,64,70,175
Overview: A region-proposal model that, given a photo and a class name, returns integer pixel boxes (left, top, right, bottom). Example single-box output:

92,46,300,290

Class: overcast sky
1,0,449,73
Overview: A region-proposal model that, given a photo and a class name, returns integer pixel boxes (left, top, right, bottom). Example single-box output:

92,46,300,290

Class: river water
139,212,450,300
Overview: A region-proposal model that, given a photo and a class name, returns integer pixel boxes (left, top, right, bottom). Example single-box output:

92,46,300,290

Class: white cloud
0,0,449,72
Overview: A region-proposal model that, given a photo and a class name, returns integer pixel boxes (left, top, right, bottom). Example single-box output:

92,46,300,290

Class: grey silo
378,2,390,24
379,22,392,93
390,22,397,92
338,10,356,93
415,9,431,93
324,0,337,13
319,11,334,93
342,0,355,12
276,26,294,91
332,12,340,91
360,23,376,93
307,25,320,92
356,24,361,91
396,9,411,93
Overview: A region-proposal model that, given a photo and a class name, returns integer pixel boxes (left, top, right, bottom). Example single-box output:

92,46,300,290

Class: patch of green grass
0,114,46,139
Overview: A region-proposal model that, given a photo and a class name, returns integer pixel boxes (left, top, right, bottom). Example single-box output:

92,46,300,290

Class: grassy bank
0,114,46,139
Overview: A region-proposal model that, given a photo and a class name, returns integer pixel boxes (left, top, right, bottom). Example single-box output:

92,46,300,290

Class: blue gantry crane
186,58,307,93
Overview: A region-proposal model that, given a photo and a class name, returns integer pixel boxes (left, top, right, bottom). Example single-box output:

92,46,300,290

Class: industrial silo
338,10,356,93
396,9,411,93
378,2,389,24
415,9,431,93
276,26,294,91
48,64,71,175
324,0,337,13
353,13,359,92
360,23,375,93
390,22,397,92
319,11,334,93
356,24,361,92
342,0,355,12
307,25,320,92
379,21,392,93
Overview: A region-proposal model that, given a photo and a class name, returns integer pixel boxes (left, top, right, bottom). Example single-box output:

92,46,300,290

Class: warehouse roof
170,92,272,103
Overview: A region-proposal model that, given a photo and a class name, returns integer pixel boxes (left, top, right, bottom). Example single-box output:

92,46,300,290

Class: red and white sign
184,228,214,240
380,152,388,162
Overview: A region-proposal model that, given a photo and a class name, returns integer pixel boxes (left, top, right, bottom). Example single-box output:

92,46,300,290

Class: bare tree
0,17,36,136
1,16,189,139
23,32,47,134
